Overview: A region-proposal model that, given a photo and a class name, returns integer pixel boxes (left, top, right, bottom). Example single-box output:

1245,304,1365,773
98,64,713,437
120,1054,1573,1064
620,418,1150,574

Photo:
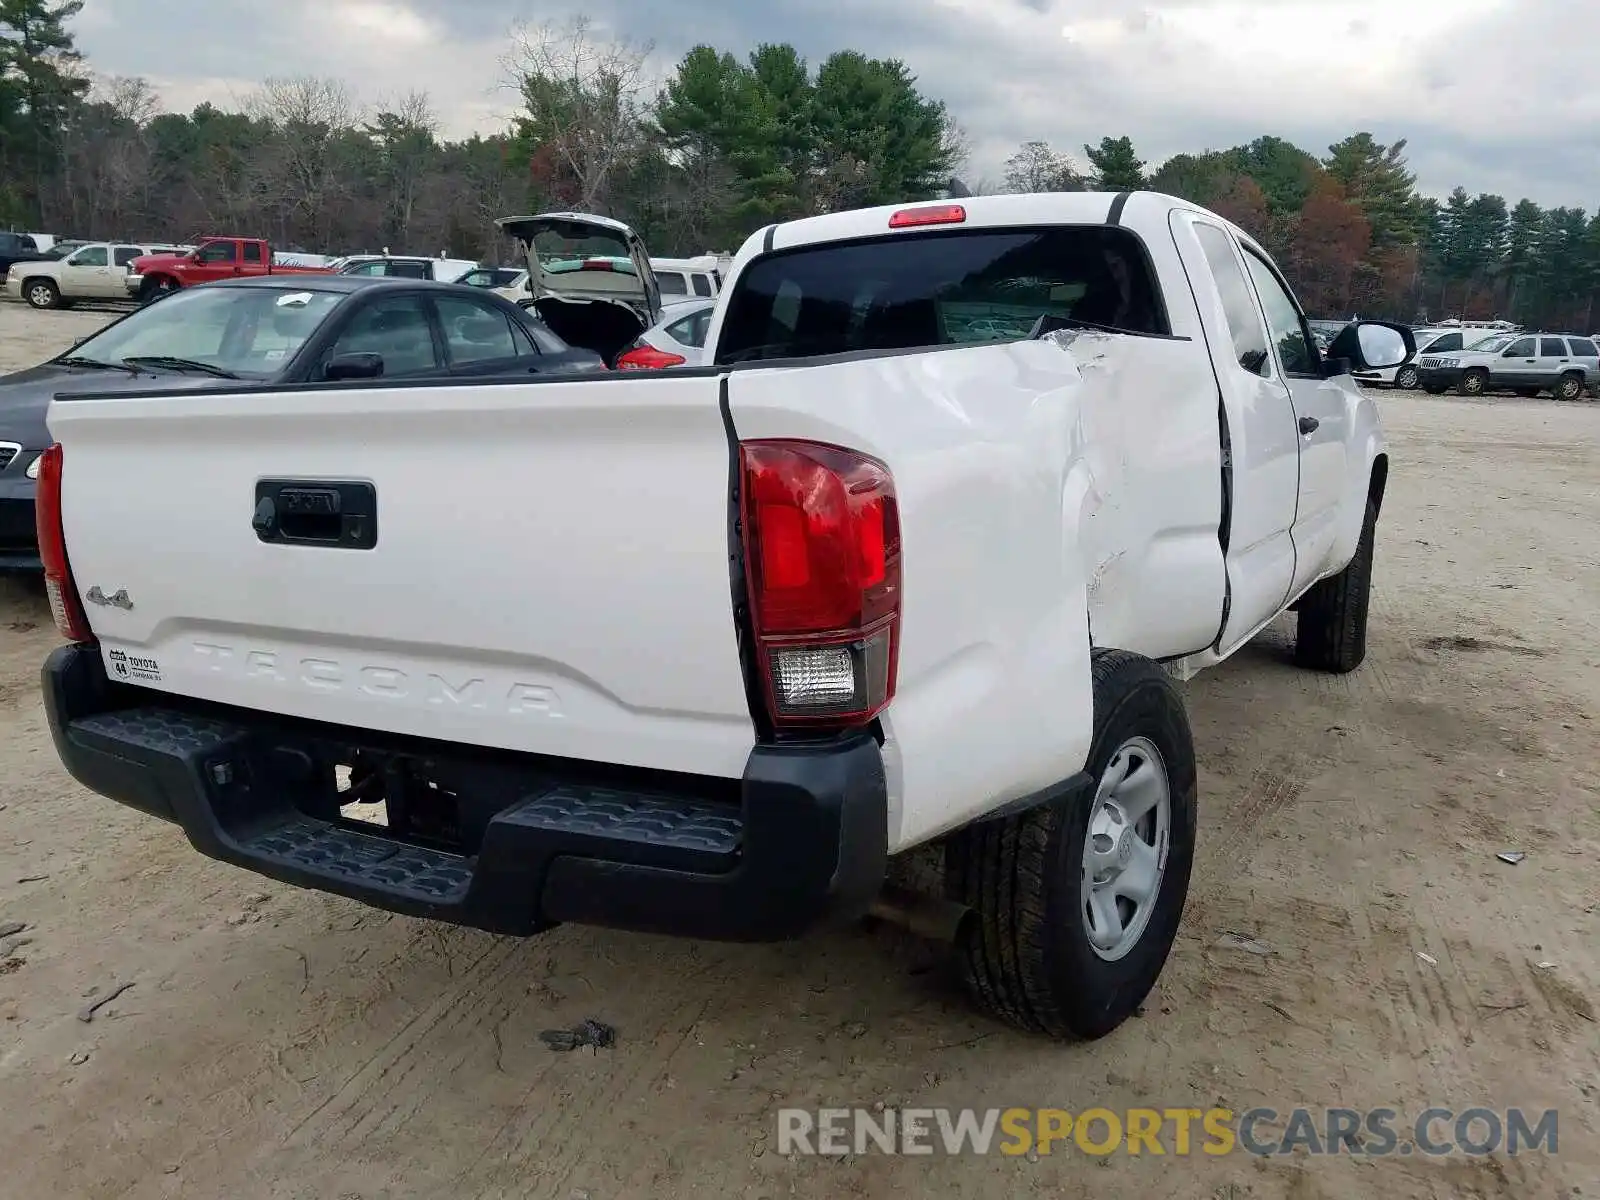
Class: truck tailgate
48,374,756,778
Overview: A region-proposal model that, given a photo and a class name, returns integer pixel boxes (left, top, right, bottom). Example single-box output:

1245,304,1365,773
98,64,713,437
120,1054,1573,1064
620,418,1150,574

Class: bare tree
365,90,438,250
503,16,652,213
53,74,160,236
1003,140,1083,194
248,77,363,247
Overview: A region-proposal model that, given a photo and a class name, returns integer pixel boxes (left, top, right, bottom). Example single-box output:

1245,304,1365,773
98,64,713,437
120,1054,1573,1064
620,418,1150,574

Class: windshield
1467,334,1514,352
65,286,343,377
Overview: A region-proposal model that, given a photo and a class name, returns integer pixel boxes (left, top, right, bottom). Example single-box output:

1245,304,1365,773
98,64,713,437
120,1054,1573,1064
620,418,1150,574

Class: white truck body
38,191,1405,1038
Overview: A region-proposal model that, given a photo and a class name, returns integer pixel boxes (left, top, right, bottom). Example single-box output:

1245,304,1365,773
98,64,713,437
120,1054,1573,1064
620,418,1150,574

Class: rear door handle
1298,416,1319,435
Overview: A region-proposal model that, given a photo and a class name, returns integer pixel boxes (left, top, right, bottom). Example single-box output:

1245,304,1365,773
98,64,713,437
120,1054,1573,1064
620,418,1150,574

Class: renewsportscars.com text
776,1106,1559,1158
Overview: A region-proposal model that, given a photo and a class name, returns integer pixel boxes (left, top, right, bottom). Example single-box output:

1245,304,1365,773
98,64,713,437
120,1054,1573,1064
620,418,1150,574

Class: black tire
1394,365,1419,390
1295,499,1376,673
945,649,1197,1041
1457,369,1487,396
23,277,59,309
1553,373,1584,401
140,276,177,304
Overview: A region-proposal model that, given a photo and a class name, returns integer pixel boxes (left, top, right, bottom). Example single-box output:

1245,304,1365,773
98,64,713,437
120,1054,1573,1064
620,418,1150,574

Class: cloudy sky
71,0,1600,209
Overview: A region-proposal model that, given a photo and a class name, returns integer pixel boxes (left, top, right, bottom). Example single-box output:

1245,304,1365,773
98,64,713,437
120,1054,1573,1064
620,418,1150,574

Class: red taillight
739,440,900,729
35,443,94,644
615,345,687,371
580,259,617,271
888,204,966,229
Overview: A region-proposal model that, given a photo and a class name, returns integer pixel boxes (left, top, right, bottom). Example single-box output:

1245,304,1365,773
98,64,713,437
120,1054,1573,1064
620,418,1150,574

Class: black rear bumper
43,644,888,942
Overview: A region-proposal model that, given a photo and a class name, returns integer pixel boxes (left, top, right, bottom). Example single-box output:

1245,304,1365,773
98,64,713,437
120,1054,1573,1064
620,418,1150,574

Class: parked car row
1306,316,1597,398
0,271,608,569
1416,331,1599,399
4,241,190,308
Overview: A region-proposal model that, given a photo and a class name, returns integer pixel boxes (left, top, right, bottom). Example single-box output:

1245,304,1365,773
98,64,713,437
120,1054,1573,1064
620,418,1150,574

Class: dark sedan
0,275,606,568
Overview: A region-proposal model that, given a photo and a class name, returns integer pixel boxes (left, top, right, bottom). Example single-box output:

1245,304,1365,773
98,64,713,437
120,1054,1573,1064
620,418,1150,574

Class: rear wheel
1554,373,1584,401
24,278,59,309
946,649,1197,1040
1394,364,1419,390
1295,499,1376,673
1457,368,1488,396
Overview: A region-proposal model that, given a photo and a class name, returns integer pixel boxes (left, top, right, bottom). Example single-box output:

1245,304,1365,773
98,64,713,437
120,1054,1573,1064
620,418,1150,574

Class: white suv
5,241,189,309
1417,332,1600,399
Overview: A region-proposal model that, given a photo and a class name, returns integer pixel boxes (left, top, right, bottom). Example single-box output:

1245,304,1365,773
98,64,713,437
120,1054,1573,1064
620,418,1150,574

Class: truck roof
761,190,1230,255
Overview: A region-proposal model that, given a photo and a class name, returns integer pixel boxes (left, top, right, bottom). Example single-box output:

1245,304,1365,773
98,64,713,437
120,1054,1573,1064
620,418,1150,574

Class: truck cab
126,238,334,302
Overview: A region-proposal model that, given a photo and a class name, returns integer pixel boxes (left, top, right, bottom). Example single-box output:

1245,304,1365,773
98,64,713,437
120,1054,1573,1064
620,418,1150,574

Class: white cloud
68,0,1600,208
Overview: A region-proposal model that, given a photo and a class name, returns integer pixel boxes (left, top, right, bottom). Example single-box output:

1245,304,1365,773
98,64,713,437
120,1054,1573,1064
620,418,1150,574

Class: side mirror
324,352,384,381
1502,349,1519,358
1326,321,1414,373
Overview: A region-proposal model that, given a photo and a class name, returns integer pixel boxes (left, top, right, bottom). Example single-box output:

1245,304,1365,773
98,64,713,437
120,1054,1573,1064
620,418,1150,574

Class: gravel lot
0,303,1596,1199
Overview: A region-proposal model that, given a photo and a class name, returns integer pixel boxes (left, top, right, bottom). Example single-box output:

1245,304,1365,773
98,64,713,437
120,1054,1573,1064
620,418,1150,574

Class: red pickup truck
125,237,334,301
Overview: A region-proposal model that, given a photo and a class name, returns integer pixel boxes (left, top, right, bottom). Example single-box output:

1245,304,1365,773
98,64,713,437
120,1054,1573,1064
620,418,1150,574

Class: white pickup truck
38,192,1410,1040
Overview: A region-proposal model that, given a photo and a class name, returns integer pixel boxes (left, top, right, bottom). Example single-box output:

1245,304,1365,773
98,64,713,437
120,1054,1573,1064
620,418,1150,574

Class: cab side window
1539,338,1568,357
197,241,237,264
1505,337,1535,357
436,295,525,363
1193,223,1270,376
70,245,109,267
325,295,442,376
1242,250,1318,378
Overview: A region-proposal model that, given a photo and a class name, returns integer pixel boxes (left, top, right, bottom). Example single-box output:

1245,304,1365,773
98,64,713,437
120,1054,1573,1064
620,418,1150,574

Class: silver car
615,298,715,369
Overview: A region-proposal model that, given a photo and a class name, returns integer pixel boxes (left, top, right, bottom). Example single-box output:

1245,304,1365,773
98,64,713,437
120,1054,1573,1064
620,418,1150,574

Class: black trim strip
762,224,777,253
972,770,1093,823
718,377,773,742
1106,192,1133,225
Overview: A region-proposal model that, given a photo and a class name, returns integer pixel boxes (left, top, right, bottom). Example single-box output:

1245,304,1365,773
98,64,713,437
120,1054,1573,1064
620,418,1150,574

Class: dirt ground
0,302,1595,1200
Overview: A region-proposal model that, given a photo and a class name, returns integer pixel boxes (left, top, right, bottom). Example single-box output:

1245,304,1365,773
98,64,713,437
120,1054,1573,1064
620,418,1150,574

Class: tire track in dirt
282,935,524,1149
1188,758,1310,926
458,949,739,1198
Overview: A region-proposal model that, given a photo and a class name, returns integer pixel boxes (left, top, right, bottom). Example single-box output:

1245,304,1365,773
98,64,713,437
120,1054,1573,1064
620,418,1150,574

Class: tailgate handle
255,480,377,549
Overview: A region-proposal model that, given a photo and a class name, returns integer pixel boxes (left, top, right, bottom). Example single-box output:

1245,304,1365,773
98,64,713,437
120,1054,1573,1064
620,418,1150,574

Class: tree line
3,0,1597,329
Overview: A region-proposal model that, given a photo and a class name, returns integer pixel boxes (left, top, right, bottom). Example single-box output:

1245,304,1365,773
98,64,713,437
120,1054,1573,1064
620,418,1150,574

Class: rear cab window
715,225,1169,364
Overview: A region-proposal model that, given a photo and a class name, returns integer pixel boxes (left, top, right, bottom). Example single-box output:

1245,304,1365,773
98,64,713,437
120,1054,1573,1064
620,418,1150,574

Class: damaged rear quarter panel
725,330,1225,849
1052,329,1227,660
